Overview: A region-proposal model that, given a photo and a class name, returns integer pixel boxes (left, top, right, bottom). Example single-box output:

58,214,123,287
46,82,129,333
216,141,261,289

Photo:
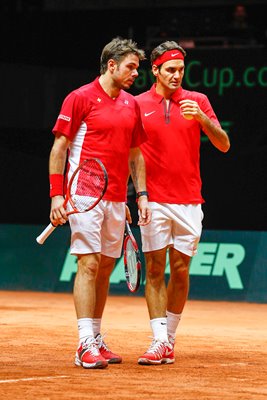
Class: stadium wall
0,224,266,303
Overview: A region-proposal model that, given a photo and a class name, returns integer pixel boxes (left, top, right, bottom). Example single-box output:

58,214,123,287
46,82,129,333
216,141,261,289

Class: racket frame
123,221,141,293
36,158,108,244
67,158,108,215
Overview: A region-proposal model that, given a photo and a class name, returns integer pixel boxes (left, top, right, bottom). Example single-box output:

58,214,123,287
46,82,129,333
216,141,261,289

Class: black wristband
136,191,149,200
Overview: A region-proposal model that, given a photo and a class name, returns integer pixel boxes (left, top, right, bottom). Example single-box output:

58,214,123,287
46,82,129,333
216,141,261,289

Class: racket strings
70,160,106,212
126,239,138,284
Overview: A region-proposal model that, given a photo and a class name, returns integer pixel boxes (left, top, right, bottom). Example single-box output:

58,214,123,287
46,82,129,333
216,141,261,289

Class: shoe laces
95,332,110,351
146,338,166,357
82,337,99,356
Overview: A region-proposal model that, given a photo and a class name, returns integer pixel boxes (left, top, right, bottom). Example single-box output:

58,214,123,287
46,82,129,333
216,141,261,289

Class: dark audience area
0,2,266,68
0,1,266,230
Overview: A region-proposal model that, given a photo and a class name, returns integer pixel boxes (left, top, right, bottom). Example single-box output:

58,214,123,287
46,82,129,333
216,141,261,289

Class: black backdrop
0,4,266,231
128,48,267,230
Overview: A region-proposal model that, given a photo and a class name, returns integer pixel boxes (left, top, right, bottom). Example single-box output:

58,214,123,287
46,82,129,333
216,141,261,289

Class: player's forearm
49,134,69,174
129,148,147,193
49,149,67,174
129,147,151,226
200,115,230,153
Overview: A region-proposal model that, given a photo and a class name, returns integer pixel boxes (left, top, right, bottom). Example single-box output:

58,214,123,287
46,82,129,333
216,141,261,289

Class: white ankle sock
166,310,182,339
77,318,94,344
150,317,168,342
93,318,101,337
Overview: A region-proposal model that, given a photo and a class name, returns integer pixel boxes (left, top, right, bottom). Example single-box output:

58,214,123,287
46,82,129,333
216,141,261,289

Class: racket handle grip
36,223,56,245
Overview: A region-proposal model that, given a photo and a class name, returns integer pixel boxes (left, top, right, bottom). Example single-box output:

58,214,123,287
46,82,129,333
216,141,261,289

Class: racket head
123,221,141,292
67,158,108,214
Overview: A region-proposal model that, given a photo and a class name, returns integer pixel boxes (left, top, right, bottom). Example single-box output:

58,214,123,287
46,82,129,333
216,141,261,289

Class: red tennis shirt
53,77,147,202
136,84,221,204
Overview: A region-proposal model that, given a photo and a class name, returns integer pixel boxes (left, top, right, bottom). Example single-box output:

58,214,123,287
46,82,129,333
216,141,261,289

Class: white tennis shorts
68,200,126,258
140,203,204,256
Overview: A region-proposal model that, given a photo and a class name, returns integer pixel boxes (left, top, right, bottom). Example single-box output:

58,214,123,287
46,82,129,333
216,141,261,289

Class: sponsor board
0,225,266,302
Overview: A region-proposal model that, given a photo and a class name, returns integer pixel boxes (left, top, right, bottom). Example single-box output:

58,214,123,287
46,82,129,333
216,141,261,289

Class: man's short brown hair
100,37,146,74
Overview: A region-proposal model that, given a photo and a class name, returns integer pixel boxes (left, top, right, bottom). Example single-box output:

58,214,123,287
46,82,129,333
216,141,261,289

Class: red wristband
49,174,64,197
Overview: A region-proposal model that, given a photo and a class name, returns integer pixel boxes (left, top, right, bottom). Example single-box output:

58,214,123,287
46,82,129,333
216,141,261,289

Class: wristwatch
136,191,149,200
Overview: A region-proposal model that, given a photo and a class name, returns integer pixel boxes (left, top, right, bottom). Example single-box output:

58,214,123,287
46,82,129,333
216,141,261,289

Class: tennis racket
123,221,141,292
36,158,108,245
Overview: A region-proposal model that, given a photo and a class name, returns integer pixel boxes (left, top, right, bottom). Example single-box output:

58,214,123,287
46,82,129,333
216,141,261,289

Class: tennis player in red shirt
136,41,230,365
48,37,151,369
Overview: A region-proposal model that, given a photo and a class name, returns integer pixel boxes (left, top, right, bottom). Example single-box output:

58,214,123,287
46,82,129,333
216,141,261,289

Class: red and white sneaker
138,339,175,365
75,337,108,369
168,335,175,349
95,333,122,364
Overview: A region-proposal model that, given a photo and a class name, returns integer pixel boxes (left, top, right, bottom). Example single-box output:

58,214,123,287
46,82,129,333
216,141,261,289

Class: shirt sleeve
52,90,86,141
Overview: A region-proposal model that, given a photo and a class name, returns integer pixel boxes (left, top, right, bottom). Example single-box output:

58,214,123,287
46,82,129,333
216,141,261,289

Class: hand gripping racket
36,158,108,245
123,221,141,292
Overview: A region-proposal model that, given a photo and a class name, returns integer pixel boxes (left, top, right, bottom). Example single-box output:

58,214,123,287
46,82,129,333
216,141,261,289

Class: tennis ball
182,113,193,120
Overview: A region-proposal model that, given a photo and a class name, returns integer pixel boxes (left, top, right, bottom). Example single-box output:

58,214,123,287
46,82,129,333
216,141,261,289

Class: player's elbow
221,139,231,153
216,133,230,153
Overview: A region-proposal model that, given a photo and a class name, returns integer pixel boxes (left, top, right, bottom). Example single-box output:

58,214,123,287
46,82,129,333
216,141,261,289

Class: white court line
0,375,69,383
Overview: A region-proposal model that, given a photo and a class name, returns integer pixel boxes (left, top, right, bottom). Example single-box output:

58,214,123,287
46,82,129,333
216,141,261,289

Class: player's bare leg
165,248,191,350
74,253,101,318
93,255,121,363
138,247,174,365
94,255,116,318
73,253,108,368
144,247,168,319
167,247,191,314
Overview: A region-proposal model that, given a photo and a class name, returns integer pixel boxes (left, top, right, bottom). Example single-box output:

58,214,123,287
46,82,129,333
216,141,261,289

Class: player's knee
146,265,165,284
171,263,189,286
78,257,99,279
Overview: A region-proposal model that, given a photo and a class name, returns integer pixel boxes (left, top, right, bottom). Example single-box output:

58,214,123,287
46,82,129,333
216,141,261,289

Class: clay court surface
0,291,266,399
